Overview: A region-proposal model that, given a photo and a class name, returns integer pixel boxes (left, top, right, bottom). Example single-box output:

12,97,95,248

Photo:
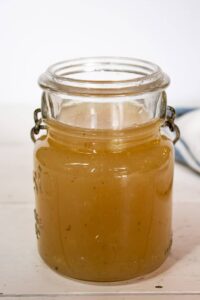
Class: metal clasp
164,106,180,144
30,108,47,143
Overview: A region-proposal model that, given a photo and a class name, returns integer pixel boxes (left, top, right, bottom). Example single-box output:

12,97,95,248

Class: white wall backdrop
0,0,200,107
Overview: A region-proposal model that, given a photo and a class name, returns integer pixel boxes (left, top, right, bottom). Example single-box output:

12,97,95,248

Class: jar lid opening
39,57,170,96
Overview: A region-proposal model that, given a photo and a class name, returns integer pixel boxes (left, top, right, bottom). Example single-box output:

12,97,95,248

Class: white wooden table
0,105,200,300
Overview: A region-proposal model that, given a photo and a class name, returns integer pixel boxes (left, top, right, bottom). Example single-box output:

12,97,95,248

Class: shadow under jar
31,57,180,282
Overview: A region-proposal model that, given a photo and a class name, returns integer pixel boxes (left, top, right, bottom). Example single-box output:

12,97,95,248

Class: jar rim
38,57,170,96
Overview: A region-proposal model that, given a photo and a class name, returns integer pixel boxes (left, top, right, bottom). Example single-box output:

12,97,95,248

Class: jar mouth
39,57,170,96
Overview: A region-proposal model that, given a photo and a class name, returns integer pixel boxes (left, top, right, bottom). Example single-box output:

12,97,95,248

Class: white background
0,0,200,107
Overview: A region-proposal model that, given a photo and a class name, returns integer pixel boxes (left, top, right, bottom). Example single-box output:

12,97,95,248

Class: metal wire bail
164,106,180,144
30,108,47,143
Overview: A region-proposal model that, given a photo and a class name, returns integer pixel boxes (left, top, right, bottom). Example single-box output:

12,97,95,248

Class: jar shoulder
34,134,174,176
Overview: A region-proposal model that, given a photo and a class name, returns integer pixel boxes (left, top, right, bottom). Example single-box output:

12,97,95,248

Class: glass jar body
33,120,174,282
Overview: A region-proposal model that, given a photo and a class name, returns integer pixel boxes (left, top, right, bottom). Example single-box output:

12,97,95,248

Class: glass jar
31,57,180,282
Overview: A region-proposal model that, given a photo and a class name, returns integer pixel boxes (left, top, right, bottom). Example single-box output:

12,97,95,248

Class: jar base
38,247,171,283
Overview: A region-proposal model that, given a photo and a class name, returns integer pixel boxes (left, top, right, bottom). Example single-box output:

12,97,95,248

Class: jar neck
39,57,169,129
46,118,163,153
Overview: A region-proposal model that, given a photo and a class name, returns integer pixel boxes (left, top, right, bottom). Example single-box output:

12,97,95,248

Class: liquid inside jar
34,102,173,282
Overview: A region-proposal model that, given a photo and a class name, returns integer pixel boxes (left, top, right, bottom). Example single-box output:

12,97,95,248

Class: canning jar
31,57,180,282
